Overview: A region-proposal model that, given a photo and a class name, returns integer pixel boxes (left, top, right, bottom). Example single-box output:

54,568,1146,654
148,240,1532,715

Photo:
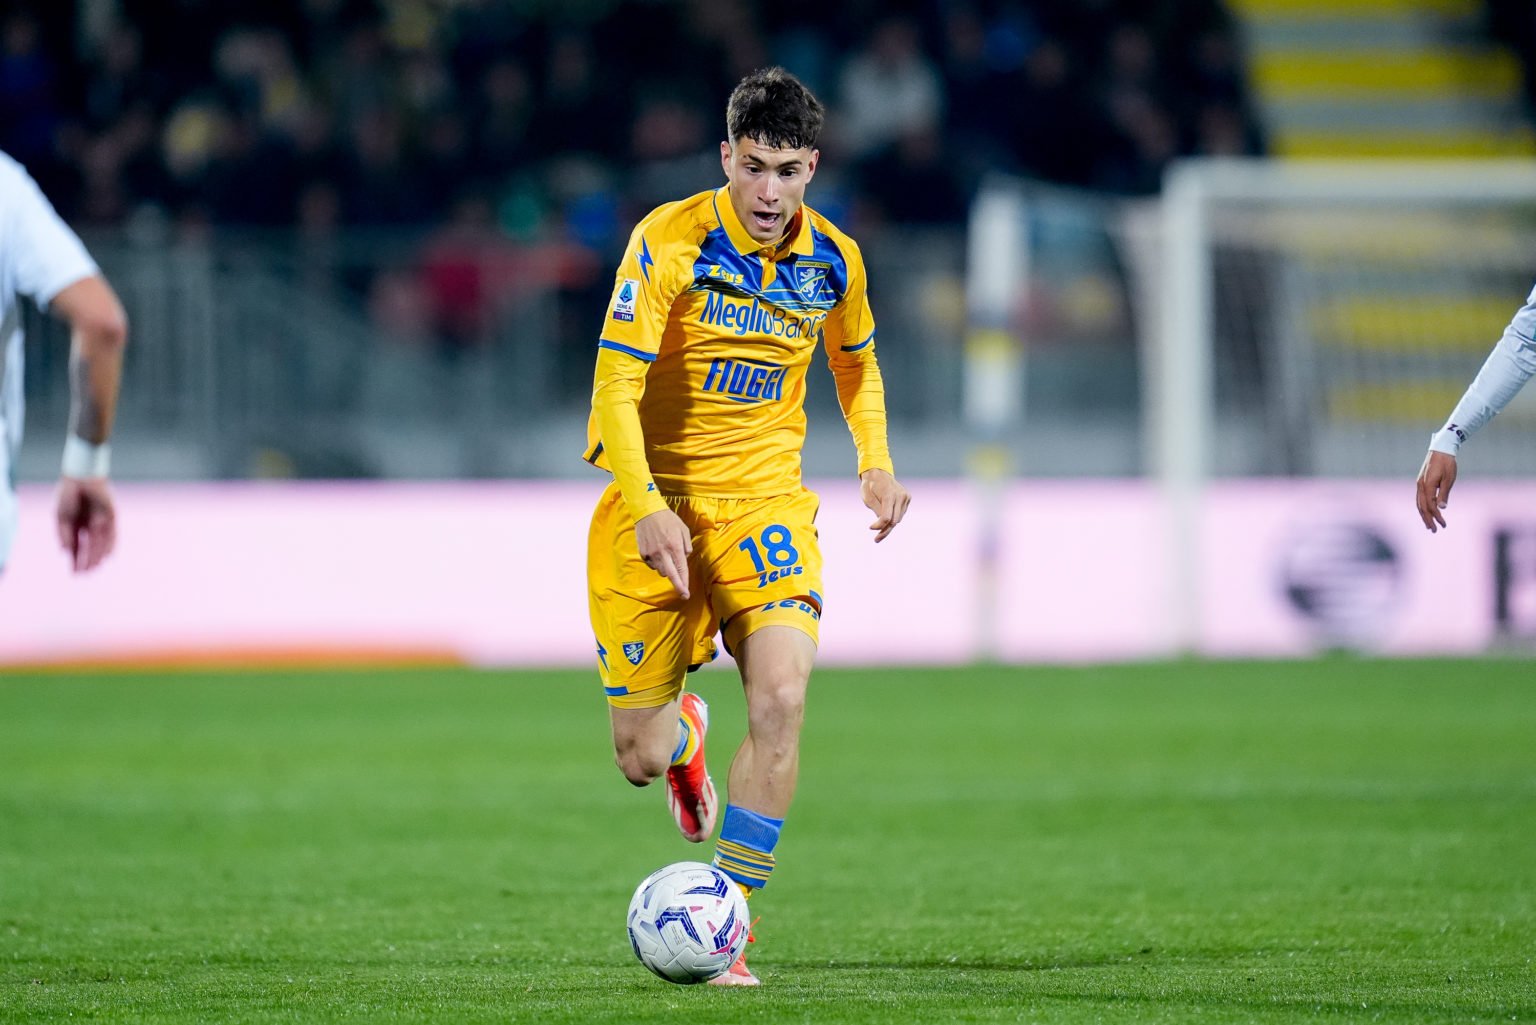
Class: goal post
966,159,1536,656
1154,158,1536,650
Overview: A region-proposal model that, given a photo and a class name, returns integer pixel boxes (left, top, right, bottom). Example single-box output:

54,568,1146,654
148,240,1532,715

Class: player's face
721,136,819,244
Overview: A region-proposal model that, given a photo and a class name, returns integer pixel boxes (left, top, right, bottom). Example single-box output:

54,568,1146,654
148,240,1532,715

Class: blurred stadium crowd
7,1,1533,480
3,0,1264,241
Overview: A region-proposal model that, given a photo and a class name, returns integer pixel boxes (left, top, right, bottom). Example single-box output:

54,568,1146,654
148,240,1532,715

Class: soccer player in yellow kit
585,67,910,985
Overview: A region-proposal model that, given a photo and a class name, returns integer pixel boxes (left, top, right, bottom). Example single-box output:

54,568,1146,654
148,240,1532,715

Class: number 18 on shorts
587,485,824,709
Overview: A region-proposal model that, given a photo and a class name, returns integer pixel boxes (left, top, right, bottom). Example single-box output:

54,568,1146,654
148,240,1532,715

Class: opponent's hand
634,508,693,598
56,476,117,572
860,468,910,543
1416,450,1457,533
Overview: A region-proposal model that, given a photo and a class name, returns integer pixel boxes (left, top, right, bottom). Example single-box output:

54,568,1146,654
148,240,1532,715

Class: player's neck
766,209,802,256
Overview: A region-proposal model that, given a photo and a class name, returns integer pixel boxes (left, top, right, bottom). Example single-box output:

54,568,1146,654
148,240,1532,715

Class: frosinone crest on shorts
612,279,639,322
623,641,645,666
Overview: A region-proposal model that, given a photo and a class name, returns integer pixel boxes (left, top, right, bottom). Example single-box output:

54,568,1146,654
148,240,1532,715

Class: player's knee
748,672,807,735
614,742,669,787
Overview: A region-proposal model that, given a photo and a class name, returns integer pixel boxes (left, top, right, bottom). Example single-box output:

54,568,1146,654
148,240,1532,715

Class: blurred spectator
938,2,1027,189
203,103,300,227
627,94,718,213
340,105,428,225
528,32,618,163
418,107,475,220
1009,38,1111,189
473,57,534,179
418,191,519,358
81,25,165,135
1484,0,1536,118
835,15,944,160
0,11,62,170
854,126,969,227
1194,98,1266,157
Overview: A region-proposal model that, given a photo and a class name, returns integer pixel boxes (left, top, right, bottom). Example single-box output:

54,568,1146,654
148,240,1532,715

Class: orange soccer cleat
665,692,718,843
708,916,759,986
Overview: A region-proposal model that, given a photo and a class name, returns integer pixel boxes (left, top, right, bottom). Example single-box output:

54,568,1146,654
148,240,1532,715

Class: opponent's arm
8,158,128,572
50,275,128,571
1416,287,1536,532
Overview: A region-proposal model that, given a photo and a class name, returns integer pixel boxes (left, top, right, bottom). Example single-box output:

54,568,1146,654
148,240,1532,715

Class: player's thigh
735,624,817,722
587,483,715,709
702,489,824,656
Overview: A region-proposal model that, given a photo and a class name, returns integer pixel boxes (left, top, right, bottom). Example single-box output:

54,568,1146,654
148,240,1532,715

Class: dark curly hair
725,66,825,150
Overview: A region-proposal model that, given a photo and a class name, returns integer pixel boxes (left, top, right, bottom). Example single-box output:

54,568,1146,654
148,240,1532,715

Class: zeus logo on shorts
703,358,786,405
761,598,820,621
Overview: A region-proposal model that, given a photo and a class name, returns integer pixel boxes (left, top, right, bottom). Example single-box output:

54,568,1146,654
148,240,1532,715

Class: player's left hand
859,468,910,543
56,476,117,572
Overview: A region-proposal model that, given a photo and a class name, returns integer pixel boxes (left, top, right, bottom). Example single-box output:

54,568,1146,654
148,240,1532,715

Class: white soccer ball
626,861,750,984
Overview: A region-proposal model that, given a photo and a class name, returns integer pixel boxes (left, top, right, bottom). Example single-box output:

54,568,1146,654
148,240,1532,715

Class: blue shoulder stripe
598,339,658,362
840,330,875,353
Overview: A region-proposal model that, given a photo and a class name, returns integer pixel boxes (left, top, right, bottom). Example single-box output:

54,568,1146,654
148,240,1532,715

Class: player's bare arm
859,467,910,542
50,275,128,572
634,508,693,599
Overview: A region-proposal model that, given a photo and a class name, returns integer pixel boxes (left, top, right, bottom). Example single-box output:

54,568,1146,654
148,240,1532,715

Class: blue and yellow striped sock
712,805,784,894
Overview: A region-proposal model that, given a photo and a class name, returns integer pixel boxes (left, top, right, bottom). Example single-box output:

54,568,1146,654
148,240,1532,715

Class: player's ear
720,140,733,178
805,148,819,182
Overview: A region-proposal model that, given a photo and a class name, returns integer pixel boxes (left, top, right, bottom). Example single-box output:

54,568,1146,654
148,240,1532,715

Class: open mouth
752,210,780,232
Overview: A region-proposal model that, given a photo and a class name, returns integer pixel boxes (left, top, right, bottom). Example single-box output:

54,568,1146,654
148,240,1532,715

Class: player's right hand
56,476,117,572
1415,450,1457,533
635,508,693,598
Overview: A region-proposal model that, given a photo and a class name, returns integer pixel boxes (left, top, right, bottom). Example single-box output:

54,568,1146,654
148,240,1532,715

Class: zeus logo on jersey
703,358,786,405
701,291,826,339
706,264,745,285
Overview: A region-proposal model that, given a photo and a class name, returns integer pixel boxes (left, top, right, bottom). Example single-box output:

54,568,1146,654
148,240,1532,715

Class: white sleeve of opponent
0,153,98,308
1428,282,1536,456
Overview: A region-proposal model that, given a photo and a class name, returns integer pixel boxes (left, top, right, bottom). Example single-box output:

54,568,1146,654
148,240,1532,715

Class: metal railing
18,225,977,480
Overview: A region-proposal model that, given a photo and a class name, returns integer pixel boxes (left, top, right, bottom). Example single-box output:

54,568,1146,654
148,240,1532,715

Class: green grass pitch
2,660,1533,1023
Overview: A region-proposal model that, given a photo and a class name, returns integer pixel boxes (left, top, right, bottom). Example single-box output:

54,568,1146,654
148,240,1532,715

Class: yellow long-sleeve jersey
584,186,893,521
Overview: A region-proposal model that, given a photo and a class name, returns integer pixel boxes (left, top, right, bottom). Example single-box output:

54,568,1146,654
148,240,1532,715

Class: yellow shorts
587,483,823,708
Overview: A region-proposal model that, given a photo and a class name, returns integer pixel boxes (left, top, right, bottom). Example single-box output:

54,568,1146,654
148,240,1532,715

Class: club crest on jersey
623,641,645,666
611,279,638,323
796,261,830,302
